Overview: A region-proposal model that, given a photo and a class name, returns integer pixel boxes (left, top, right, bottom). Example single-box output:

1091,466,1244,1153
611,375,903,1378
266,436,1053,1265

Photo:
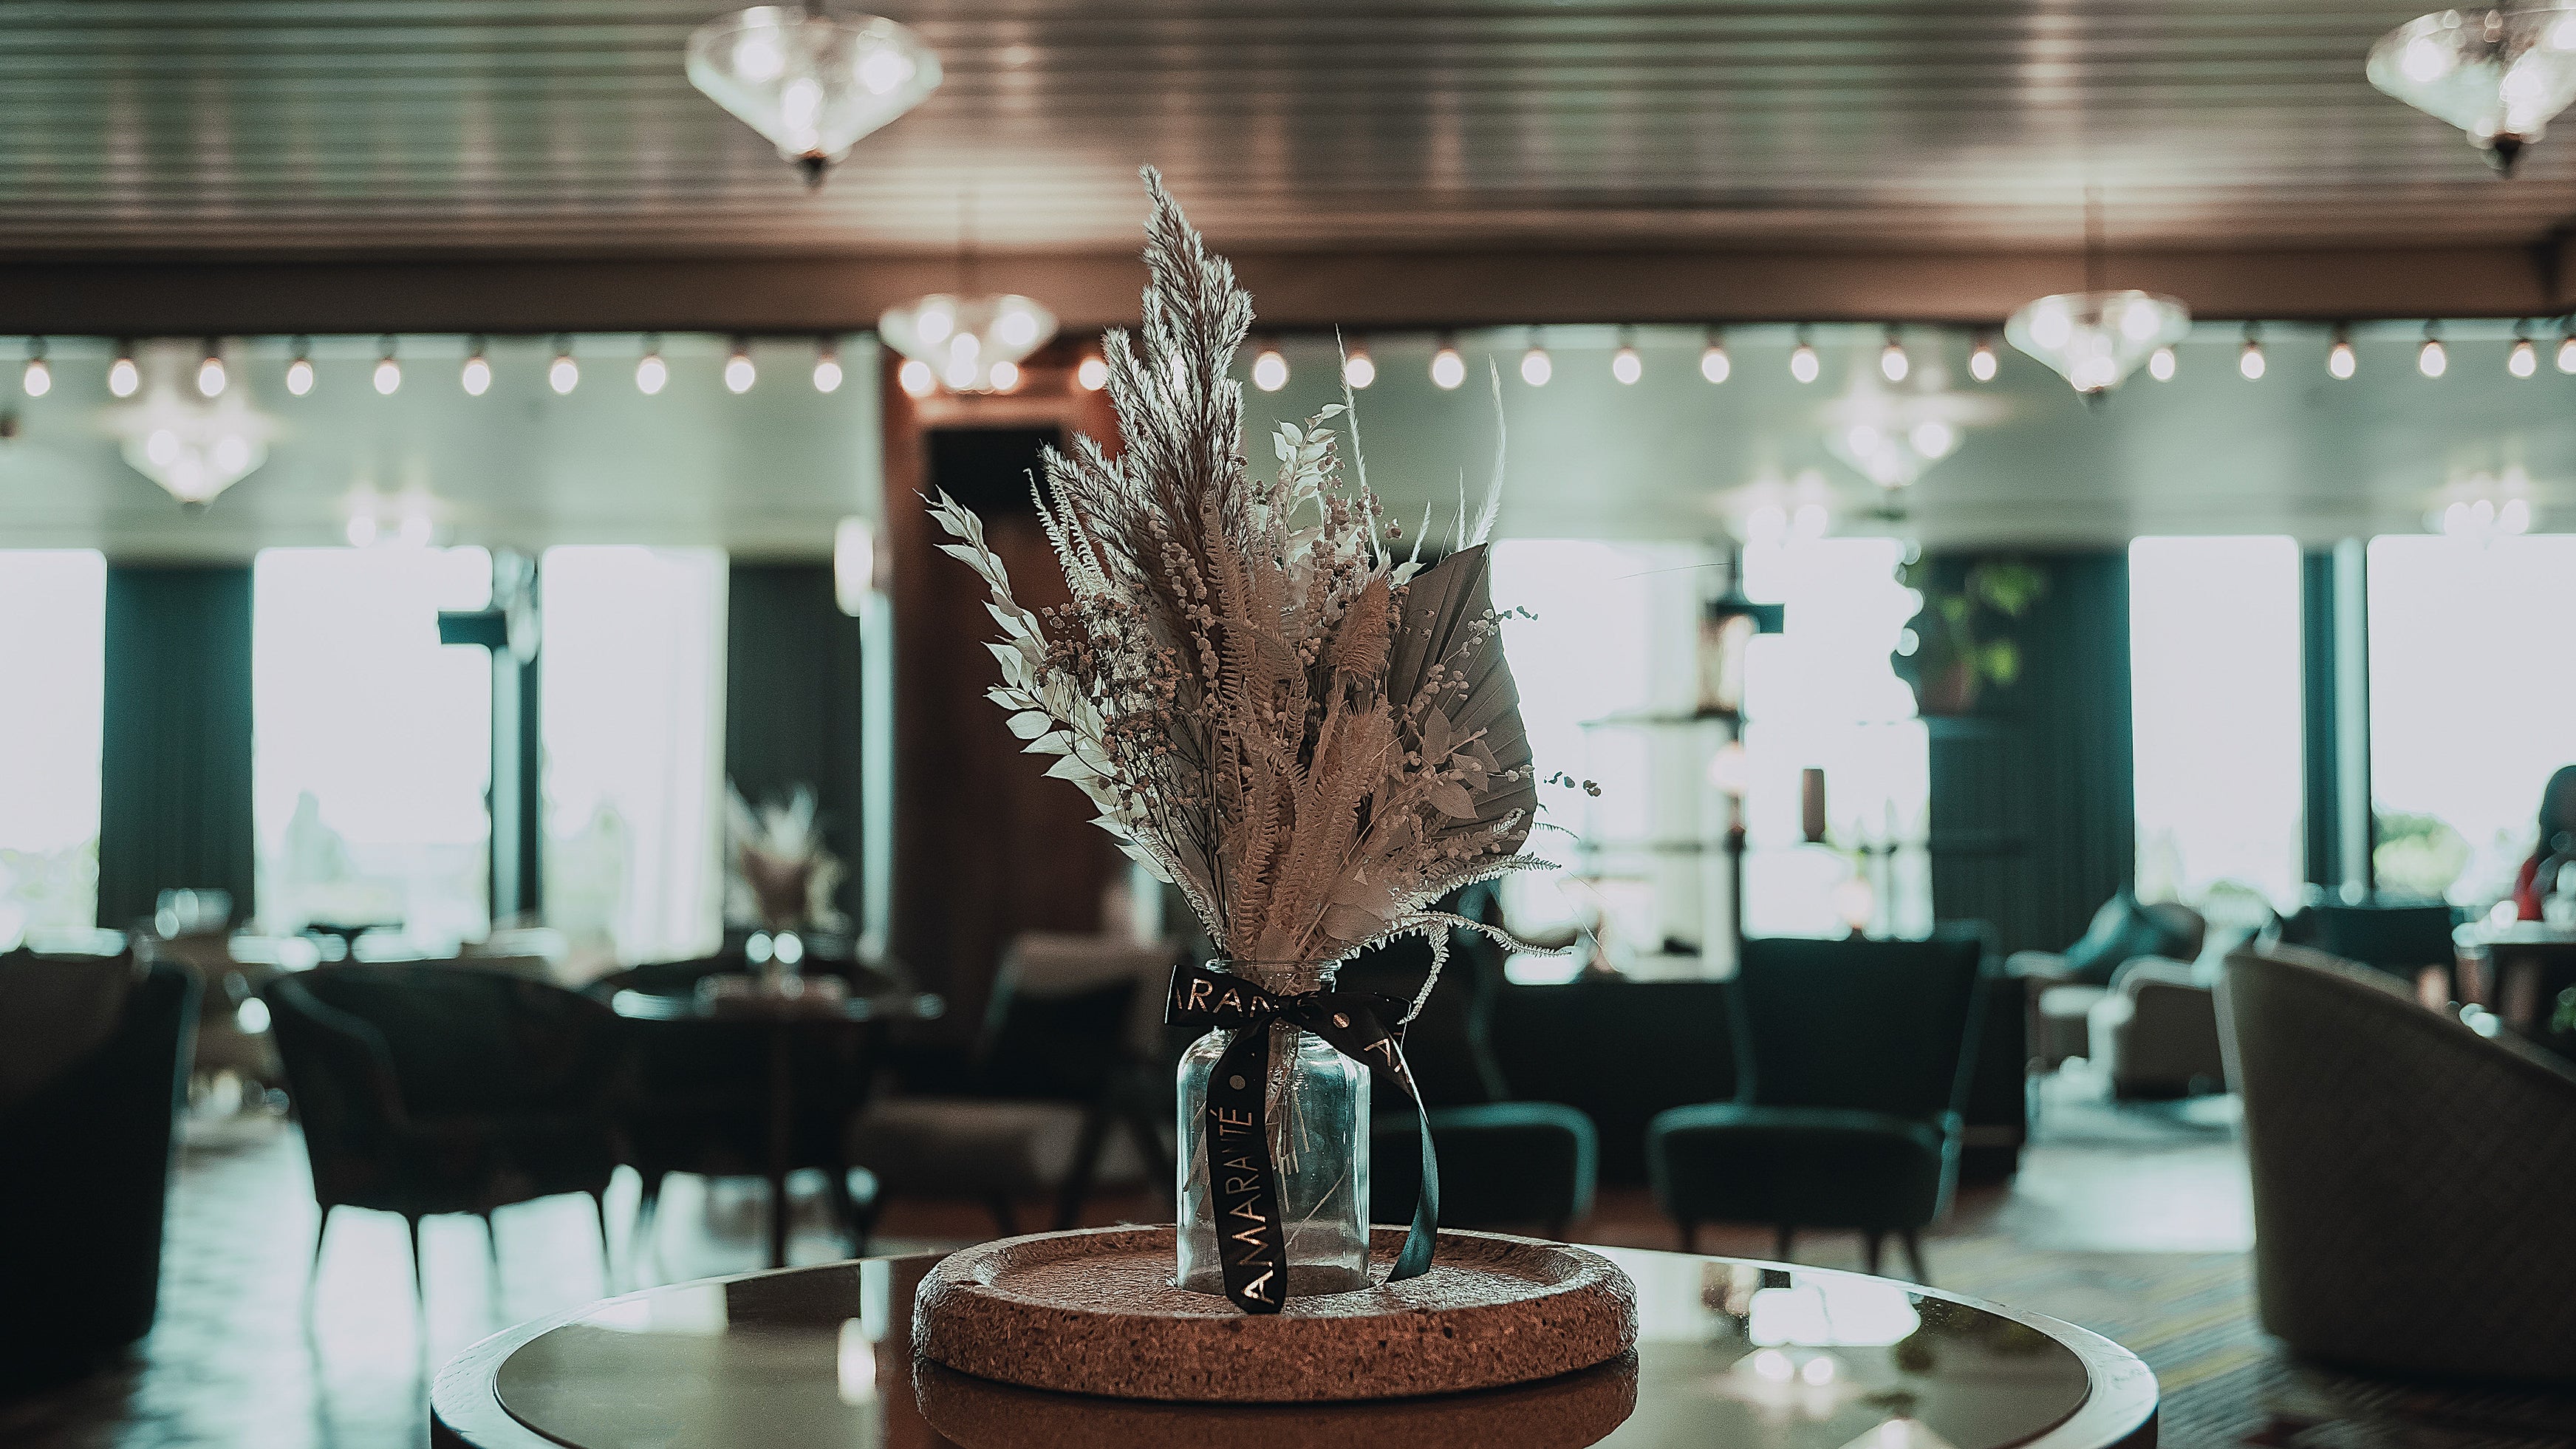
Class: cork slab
912,1225,1638,1402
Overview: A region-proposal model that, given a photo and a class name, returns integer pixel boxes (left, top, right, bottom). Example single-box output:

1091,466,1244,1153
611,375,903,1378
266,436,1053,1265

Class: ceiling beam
0,243,2564,336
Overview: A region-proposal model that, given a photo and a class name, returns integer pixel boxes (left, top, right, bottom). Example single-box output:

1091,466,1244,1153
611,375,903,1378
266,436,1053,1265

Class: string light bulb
107,344,140,398
988,358,1019,392
2560,329,2576,374
1700,330,1730,383
1519,330,1552,386
1969,333,1998,382
724,340,756,394
2238,326,2265,380
2511,333,2539,378
634,335,667,395
1611,328,1643,384
197,343,227,399
461,337,491,396
548,336,579,395
1789,328,1820,383
1250,341,1288,392
898,358,936,397
1879,329,1908,383
2328,327,2357,379
812,338,843,392
2148,345,2176,381
1076,352,1107,391
1429,335,1465,389
285,337,313,396
373,336,401,395
1342,345,1376,389
21,338,49,398
2417,324,2447,378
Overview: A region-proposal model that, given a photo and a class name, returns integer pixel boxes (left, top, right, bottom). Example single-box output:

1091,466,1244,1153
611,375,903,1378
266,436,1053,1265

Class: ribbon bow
1166,961,1440,1314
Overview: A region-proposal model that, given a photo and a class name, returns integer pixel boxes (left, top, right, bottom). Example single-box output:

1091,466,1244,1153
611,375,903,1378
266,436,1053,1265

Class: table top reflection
431,1247,2154,1449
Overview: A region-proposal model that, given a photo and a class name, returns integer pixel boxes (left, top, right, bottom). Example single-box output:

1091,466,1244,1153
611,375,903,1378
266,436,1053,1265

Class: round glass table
431,1247,2155,1449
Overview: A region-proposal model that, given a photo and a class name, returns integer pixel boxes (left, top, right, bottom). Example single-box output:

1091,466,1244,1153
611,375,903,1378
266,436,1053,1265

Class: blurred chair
2281,899,2461,995
847,934,1175,1237
264,965,626,1304
1342,909,1597,1239
2088,955,2230,1099
2221,942,2576,1381
585,953,895,1254
2012,893,2205,1071
0,946,196,1390
134,930,316,1101
1647,927,1990,1283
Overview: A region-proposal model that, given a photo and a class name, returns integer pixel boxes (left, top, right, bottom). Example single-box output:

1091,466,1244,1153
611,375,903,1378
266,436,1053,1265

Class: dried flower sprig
929,168,1555,1005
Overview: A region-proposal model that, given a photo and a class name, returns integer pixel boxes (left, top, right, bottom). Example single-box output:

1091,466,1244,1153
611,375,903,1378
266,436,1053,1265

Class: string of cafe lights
16,321,2576,404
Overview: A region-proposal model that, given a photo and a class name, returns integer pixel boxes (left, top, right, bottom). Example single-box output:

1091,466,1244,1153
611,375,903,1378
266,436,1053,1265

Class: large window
2129,536,2305,912
541,546,727,965
253,548,493,940
0,551,105,939
2368,533,2576,905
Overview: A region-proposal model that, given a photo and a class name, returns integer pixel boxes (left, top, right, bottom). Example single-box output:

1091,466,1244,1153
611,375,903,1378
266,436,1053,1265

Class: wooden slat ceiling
1,0,2570,259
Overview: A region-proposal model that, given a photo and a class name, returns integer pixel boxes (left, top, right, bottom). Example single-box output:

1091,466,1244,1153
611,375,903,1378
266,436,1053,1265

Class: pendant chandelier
2368,5,2576,173
111,344,271,508
2006,191,2190,399
1820,355,2004,488
881,192,1057,395
686,6,940,187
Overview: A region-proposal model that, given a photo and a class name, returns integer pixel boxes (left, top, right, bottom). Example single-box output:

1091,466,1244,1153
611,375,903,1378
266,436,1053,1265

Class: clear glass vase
1175,966,1370,1298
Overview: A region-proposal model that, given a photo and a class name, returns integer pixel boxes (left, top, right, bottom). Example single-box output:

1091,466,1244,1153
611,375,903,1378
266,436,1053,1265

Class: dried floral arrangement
929,170,1552,999
725,783,850,933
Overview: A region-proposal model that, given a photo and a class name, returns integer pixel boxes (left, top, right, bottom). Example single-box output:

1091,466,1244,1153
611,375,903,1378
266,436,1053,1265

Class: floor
0,1068,2315,1449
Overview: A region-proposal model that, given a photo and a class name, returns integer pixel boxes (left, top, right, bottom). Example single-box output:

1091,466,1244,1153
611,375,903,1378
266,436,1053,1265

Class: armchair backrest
974,934,1176,1100
2219,942,2576,1380
2287,901,2460,981
1736,926,1991,1121
272,964,623,1120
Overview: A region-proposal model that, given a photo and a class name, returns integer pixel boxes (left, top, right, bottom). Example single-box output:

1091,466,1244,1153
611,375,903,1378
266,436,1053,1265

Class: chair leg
1676,1220,1698,1254
1545,1217,1570,1243
986,1194,1019,1238
822,1162,863,1256
1774,1224,1796,1263
1899,1230,1930,1285
1863,1231,1885,1275
1053,1104,1114,1232
308,1202,336,1290
588,1190,612,1285
479,1210,503,1304
406,1214,428,1316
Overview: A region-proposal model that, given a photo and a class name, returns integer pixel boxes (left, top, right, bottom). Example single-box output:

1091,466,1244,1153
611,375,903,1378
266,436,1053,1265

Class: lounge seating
2281,899,2459,995
264,964,627,1303
0,948,197,1389
2012,893,2206,1071
2221,942,2576,1381
1647,927,1991,1282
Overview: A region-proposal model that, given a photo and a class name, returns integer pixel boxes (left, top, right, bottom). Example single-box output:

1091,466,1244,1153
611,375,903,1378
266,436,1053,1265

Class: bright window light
253,548,493,939
0,551,104,939
2130,537,2304,911
541,547,728,964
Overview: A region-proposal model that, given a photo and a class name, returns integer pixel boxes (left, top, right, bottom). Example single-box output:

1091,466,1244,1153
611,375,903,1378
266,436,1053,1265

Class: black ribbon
1166,961,1440,1314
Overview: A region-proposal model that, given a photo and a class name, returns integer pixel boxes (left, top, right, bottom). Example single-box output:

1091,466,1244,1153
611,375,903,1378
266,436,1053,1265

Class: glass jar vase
1174,966,1371,1298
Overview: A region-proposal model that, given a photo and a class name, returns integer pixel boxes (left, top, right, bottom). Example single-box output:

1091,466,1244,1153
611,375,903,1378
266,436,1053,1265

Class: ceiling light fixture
1789,327,1820,383
1076,351,1108,391
112,344,273,509
1611,328,1644,384
2008,189,2192,398
549,335,581,395
108,344,140,398
2419,323,2448,376
1700,330,1731,383
285,337,314,396
897,358,936,398
196,342,227,399
2329,326,2358,379
2239,324,2266,379
374,336,402,395
725,338,758,393
685,7,942,187
462,337,492,396
2149,345,2177,381
1879,329,1909,383
635,335,669,395
1520,329,1552,386
2367,4,2576,174
879,293,1056,395
1429,335,1466,389
1968,333,1998,382
813,338,844,392
21,338,48,398
2512,326,2541,375
1251,340,1288,392
2560,326,2576,372
1342,344,1375,389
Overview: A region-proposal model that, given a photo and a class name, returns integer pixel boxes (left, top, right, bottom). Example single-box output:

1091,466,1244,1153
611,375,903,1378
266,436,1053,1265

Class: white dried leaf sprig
929,168,1560,1009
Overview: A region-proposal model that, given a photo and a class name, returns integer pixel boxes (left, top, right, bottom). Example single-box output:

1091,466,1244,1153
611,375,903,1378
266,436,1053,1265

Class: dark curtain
1924,553,2133,955
98,566,256,928
725,564,867,927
